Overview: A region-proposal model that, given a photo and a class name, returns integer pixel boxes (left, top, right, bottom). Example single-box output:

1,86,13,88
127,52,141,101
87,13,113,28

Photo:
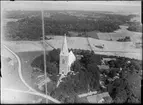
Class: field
2,34,142,60
47,24,141,43
2,41,53,52
17,51,47,92
1,47,46,103
97,25,142,42
87,31,99,39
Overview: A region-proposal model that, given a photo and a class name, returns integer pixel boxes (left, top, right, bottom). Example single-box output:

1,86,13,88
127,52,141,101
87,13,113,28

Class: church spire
60,34,69,56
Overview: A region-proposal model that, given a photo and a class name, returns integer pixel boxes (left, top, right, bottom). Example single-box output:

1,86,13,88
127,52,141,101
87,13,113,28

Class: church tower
59,34,69,75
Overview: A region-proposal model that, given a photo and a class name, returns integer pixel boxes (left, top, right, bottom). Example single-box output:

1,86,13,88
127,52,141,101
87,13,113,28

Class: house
87,92,112,103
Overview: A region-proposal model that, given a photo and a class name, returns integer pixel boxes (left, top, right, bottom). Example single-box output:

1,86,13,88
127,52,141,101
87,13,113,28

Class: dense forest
4,11,135,41
31,49,141,103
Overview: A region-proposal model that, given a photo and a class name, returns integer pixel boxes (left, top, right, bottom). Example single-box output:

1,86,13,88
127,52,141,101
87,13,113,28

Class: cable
41,8,48,104
44,41,55,49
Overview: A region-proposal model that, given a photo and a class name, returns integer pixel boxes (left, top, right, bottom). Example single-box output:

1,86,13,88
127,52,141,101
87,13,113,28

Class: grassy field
87,31,99,39
66,25,141,42
17,51,46,91
97,25,142,42
3,34,142,60
17,51,59,103
1,49,46,103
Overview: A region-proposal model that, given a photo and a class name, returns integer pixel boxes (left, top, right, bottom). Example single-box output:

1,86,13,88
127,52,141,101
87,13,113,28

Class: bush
71,60,81,72
117,36,131,42
46,62,58,75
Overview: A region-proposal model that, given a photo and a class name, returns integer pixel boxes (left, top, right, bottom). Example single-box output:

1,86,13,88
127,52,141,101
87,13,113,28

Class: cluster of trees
5,17,43,41
103,57,142,103
50,70,89,103
106,71,141,103
117,36,131,42
31,49,60,77
127,22,142,32
107,77,140,103
5,12,134,41
107,57,142,73
76,50,141,103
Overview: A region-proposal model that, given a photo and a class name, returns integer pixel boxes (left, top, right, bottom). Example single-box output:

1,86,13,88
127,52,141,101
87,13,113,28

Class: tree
49,48,60,63
71,60,81,72
46,61,58,75
107,60,116,68
87,63,100,90
114,90,127,103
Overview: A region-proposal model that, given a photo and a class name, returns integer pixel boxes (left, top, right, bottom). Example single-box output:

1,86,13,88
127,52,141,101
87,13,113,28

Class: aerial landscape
1,1,142,104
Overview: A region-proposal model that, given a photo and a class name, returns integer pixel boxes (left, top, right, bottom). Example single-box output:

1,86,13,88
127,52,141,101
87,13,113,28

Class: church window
62,59,65,64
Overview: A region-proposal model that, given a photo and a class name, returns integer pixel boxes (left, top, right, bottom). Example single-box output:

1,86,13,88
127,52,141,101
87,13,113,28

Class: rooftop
86,92,112,103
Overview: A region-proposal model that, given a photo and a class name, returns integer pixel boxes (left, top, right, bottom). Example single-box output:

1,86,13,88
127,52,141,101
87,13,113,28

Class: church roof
60,34,69,56
68,50,76,66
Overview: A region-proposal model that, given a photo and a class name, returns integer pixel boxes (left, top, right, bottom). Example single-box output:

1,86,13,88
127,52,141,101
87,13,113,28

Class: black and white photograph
1,0,142,104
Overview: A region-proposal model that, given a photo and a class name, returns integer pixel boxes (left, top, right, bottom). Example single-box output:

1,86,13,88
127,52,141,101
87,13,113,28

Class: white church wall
68,51,76,68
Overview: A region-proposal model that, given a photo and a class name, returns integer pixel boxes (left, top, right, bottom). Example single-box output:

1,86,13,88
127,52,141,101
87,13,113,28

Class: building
86,92,112,103
101,58,116,64
78,91,98,98
59,34,76,75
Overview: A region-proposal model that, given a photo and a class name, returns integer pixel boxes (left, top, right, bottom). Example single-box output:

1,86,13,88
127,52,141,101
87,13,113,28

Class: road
1,45,60,103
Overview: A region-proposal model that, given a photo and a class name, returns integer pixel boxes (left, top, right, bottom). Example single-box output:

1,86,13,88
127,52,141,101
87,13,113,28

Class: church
59,34,76,76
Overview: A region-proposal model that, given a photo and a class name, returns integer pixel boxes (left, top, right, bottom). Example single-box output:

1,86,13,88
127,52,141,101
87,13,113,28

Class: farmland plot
97,25,142,42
